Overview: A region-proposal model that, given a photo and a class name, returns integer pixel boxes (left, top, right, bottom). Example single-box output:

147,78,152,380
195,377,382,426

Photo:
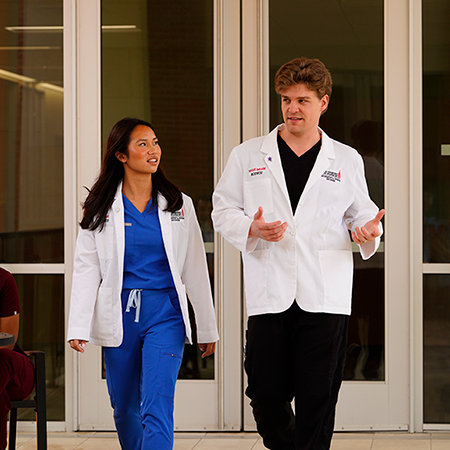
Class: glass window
102,0,214,380
423,0,450,425
423,274,450,423
269,0,384,381
0,0,64,263
423,0,450,264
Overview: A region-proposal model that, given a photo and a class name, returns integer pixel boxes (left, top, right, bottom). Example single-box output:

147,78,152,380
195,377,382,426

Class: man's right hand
248,207,288,242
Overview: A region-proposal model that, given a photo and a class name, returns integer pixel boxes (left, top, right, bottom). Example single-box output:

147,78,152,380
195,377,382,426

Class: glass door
243,0,411,430
74,0,243,431
422,0,450,428
101,0,218,430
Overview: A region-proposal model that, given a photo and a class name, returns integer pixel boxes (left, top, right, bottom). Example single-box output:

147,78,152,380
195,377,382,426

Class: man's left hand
352,209,385,245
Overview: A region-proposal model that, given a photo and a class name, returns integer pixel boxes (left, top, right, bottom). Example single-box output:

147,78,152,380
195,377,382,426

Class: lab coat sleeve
67,228,102,342
181,197,219,344
212,148,258,254
345,153,383,260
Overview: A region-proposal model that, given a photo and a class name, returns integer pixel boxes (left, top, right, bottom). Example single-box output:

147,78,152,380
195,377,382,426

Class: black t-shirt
277,133,321,214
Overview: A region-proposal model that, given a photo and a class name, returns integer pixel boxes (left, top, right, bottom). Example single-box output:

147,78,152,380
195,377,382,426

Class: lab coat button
290,230,295,236
116,207,120,213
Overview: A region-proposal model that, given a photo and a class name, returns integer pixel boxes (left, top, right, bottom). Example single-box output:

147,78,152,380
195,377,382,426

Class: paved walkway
10,431,450,449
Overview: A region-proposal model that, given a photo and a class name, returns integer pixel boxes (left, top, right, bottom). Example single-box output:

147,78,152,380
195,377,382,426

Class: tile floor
9,431,450,449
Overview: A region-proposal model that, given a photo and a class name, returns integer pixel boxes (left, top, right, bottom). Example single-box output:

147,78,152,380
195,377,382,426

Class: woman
67,117,219,450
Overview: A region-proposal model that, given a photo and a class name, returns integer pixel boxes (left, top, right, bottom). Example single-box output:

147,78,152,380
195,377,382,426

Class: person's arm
181,196,219,347
67,227,102,348
212,147,287,253
0,314,19,350
345,153,384,260
248,206,288,242
212,148,254,252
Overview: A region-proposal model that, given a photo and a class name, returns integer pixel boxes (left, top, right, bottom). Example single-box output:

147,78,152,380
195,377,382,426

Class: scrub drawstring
126,289,142,323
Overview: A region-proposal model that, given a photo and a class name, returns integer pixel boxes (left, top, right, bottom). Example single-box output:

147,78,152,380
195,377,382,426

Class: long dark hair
80,117,183,231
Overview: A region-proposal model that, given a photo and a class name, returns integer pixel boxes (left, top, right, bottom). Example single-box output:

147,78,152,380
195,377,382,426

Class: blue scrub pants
103,288,185,450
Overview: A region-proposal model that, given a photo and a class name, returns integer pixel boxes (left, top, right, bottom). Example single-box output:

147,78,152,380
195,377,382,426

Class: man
0,268,35,450
212,57,384,450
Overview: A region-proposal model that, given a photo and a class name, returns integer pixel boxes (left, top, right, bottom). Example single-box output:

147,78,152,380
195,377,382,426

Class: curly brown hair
274,57,332,100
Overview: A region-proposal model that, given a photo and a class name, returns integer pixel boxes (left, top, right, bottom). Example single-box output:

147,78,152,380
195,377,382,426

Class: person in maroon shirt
0,268,35,450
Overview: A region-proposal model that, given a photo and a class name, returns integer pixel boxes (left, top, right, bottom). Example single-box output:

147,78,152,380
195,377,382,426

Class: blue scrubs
103,195,185,450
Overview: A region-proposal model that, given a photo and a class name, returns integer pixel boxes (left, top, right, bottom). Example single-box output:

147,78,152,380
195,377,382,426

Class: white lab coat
212,125,382,317
67,184,219,346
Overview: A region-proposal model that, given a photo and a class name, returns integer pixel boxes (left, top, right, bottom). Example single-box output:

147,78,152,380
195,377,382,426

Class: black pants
245,301,349,450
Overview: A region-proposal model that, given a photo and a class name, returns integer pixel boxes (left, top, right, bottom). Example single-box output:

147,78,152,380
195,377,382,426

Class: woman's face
116,125,161,176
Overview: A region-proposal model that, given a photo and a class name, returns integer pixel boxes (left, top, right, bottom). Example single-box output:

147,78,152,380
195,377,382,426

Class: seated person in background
0,268,35,450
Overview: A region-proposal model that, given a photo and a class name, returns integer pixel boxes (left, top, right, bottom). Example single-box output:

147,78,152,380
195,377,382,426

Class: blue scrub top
122,194,175,290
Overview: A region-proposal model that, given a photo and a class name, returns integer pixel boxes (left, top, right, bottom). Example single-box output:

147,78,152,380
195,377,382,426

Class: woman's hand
198,342,216,358
69,339,88,353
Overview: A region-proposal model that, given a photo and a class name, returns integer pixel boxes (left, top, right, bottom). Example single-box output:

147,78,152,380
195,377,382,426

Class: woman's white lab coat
67,184,219,347
212,125,382,317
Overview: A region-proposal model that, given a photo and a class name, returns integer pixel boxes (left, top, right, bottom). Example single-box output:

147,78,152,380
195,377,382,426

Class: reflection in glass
423,0,450,264
423,0,450,425
102,0,214,380
424,275,450,423
269,0,384,380
0,0,64,263
13,274,65,421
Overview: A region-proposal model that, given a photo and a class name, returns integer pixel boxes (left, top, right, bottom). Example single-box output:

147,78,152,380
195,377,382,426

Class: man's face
280,83,329,139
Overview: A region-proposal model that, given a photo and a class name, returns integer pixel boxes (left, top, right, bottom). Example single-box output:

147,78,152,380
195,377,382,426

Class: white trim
409,0,423,433
259,0,270,136
216,0,242,430
63,0,78,432
422,264,450,274
423,424,450,431
74,0,102,432
213,0,224,430
336,424,409,432
16,422,67,433
0,264,64,274
384,0,411,429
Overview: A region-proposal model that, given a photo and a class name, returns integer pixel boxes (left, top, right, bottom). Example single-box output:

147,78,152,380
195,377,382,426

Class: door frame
65,0,432,434
65,0,245,431
240,0,419,432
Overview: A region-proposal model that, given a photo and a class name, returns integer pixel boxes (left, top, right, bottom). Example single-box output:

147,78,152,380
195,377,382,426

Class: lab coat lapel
112,183,125,281
157,195,174,262
299,129,335,200
261,126,291,207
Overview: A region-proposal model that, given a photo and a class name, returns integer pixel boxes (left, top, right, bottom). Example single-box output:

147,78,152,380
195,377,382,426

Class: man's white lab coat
212,125,382,317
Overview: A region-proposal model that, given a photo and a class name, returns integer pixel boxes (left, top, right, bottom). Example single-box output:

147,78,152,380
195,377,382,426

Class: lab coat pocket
244,178,274,217
318,250,353,310
91,287,114,340
243,249,269,309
